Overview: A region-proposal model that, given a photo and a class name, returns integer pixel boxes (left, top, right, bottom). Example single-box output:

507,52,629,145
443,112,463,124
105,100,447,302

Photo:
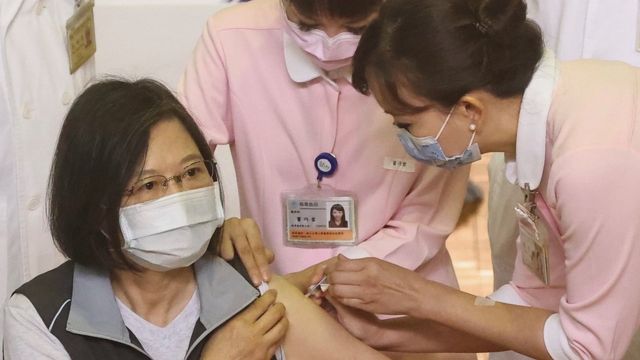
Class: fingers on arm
219,227,235,260
327,263,372,301
255,301,286,334
265,248,275,264
240,289,277,322
262,314,289,349
222,217,271,285
240,218,271,281
220,217,241,260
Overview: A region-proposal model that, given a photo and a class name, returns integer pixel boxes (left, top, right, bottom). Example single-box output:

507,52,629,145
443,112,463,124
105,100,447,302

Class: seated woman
2,78,389,360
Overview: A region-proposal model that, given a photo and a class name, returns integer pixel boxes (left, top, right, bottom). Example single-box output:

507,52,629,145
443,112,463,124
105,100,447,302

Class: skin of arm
327,256,553,359
267,275,390,360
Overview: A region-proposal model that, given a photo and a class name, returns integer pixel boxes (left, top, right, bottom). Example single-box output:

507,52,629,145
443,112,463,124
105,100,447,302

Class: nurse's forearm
408,281,553,359
369,316,505,354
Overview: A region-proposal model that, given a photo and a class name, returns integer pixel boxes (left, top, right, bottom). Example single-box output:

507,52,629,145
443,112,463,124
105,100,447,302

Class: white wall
94,0,241,217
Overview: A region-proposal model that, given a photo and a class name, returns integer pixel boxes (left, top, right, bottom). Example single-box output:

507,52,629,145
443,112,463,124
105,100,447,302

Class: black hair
289,0,382,21
330,204,346,224
47,78,217,271
353,0,544,113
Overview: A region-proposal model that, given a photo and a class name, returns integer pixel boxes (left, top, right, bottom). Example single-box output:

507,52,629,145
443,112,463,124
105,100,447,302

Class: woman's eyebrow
180,153,203,164
137,168,159,179
134,153,203,179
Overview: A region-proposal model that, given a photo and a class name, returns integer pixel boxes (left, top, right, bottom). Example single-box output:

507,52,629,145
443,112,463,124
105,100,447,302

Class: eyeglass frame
123,159,224,206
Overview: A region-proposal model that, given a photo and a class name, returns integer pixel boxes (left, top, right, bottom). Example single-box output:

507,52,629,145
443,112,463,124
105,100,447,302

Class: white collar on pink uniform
505,49,559,191
283,32,352,91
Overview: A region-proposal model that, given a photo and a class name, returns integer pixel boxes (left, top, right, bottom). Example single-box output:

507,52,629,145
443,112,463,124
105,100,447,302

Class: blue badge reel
315,152,338,182
282,153,357,247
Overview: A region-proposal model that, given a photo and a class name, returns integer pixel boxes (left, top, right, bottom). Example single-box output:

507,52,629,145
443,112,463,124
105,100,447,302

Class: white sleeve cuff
488,284,530,306
257,281,270,295
338,246,371,259
543,313,580,360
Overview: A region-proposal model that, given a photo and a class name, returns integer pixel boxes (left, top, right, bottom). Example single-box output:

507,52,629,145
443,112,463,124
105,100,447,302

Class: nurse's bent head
47,79,215,271
286,0,382,36
352,0,544,113
288,0,382,22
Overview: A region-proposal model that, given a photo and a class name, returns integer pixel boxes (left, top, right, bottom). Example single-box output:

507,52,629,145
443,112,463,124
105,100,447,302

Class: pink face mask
283,15,361,64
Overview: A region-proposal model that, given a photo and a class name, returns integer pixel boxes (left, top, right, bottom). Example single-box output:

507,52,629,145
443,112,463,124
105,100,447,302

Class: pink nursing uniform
179,0,468,283
490,52,640,359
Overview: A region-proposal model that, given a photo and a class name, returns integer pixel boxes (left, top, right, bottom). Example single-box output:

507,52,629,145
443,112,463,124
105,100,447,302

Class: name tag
515,203,550,285
383,157,416,173
66,0,96,74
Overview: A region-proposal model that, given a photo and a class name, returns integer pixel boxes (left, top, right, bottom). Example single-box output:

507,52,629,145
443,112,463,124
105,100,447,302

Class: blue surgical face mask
397,106,481,169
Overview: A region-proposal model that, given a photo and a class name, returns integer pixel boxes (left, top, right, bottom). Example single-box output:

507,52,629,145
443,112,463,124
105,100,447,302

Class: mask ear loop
467,130,477,148
435,105,478,148
434,106,457,140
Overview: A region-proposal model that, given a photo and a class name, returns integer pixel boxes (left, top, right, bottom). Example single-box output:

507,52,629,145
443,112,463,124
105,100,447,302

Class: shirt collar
504,49,559,190
283,32,352,90
67,255,259,346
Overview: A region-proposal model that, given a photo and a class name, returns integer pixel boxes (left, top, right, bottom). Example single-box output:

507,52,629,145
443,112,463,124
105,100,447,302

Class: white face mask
119,184,224,272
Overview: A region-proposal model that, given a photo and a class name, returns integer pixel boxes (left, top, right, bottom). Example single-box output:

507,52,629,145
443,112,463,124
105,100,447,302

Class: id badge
66,0,96,74
515,203,550,285
283,185,357,247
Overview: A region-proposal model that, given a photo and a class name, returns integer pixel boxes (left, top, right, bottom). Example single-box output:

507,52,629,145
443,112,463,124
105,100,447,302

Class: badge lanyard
283,150,358,247
281,80,359,247
515,183,550,285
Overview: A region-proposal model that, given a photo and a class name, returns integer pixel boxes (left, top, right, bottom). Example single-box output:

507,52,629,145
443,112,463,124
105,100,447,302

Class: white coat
0,0,96,344
527,0,640,66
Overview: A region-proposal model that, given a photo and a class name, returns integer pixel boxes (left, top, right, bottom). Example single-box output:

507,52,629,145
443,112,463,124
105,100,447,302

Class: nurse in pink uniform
179,0,468,288
325,0,640,359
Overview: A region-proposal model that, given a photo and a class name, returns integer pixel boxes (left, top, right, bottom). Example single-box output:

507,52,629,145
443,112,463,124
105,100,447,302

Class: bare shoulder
266,276,389,360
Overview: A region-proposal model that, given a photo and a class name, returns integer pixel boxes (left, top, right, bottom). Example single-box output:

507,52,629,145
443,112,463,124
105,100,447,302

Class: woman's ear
458,94,485,134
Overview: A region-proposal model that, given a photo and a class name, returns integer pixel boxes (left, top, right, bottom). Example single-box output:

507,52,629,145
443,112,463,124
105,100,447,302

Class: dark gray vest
13,257,263,359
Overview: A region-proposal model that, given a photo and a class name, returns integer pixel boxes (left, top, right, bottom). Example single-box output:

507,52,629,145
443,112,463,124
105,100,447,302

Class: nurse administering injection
326,0,640,359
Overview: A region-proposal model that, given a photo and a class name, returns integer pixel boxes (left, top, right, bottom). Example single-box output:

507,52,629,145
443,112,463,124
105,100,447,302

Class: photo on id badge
328,203,350,229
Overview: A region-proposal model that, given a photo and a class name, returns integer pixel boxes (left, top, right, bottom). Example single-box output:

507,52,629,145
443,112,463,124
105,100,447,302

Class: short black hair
47,78,217,271
353,0,544,113
289,0,382,21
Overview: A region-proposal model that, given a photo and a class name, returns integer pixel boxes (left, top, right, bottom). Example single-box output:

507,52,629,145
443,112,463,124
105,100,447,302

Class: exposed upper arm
267,275,389,360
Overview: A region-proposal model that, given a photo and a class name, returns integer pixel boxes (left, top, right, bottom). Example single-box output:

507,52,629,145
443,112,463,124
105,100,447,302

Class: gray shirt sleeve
3,294,71,359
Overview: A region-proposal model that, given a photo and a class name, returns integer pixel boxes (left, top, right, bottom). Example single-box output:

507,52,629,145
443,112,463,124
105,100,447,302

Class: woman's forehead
290,0,381,22
142,119,200,167
367,71,432,116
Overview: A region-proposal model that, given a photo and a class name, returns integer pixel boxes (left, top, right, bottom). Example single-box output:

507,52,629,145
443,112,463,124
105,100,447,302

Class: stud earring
469,123,477,131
